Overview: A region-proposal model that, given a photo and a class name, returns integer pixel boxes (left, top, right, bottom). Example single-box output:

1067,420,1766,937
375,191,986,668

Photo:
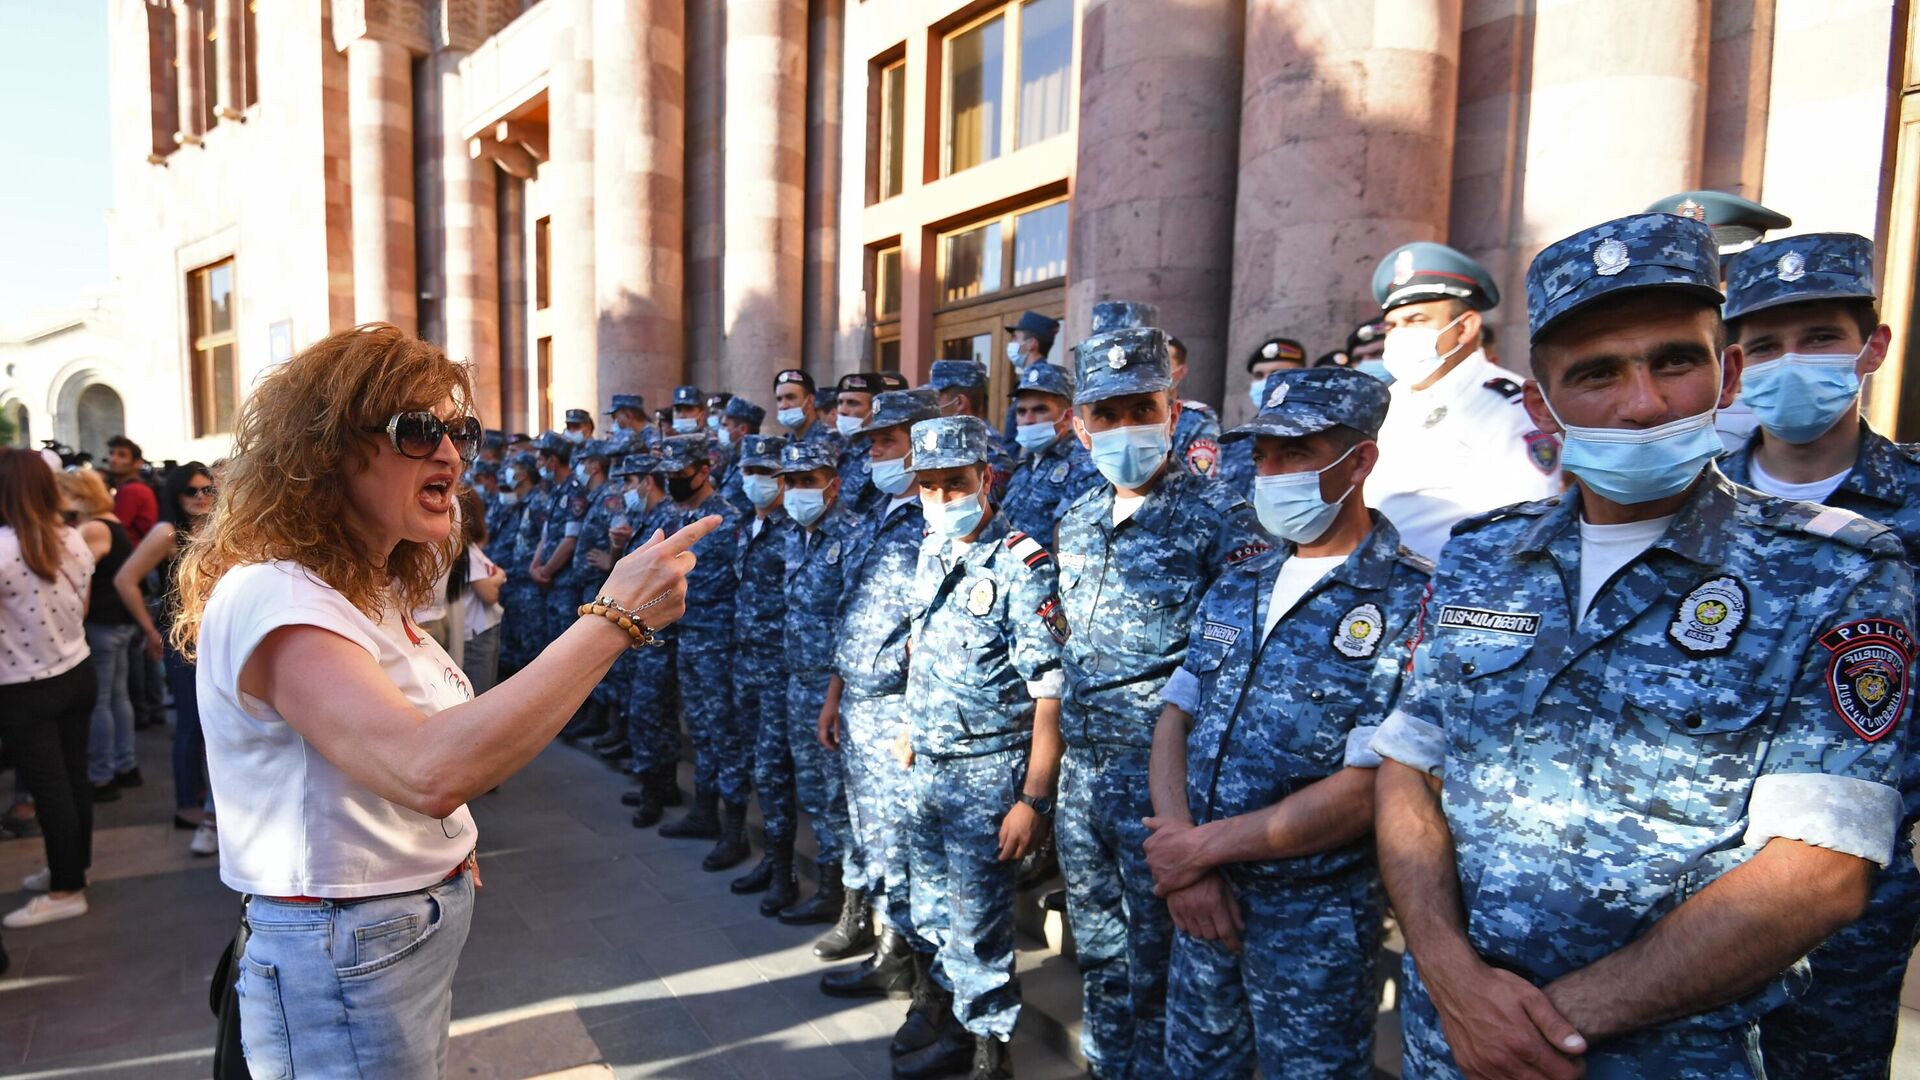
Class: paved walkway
0,725,1078,1079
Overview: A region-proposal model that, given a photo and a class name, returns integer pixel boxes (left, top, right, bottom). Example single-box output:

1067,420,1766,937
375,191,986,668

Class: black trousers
0,661,98,892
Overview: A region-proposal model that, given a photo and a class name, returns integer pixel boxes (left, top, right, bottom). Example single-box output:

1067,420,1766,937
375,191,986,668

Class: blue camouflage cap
1723,232,1877,322
606,393,645,415
907,415,993,472
738,434,788,470
856,387,941,436
610,452,653,479
1225,367,1391,442
1372,242,1499,312
505,450,538,473
1072,326,1173,405
928,359,988,391
1012,361,1073,399
470,458,500,478
671,385,703,407
1526,212,1722,342
577,438,616,461
564,408,592,425
776,439,840,476
535,432,573,458
723,396,766,426
481,428,506,450
1089,300,1160,335
1645,190,1791,255
655,434,713,473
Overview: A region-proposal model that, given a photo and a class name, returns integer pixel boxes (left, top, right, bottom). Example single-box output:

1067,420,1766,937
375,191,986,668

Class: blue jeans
85,623,138,784
165,645,207,811
238,870,475,1078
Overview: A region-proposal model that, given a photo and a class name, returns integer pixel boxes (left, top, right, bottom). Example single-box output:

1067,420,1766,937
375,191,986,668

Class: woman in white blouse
0,448,99,930
170,324,716,1078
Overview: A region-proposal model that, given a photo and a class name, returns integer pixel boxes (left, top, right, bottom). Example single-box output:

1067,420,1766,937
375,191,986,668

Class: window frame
186,257,239,438
933,193,1070,314
938,0,1071,178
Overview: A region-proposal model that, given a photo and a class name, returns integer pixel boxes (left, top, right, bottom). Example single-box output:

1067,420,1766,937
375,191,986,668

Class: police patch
1224,541,1274,565
1185,438,1220,477
1059,552,1088,572
826,541,842,565
1050,461,1069,484
1038,596,1069,644
967,577,997,617
601,494,623,512
1437,605,1540,637
1335,603,1384,659
1667,575,1748,656
1819,619,1915,742
1201,621,1241,646
1524,430,1559,475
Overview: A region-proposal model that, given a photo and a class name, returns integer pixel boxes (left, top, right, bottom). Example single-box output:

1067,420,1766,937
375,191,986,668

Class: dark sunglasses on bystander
365,412,483,463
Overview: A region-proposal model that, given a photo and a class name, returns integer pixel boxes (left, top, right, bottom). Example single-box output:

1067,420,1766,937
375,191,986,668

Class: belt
264,854,474,905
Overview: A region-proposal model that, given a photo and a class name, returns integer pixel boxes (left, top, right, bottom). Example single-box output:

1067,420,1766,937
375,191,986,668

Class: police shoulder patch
1037,595,1070,643
1667,576,1748,656
601,494,624,512
1483,377,1523,400
1523,430,1560,475
1818,619,1914,742
1049,460,1070,484
569,494,589,517
1201,620,1242,646
1335,603,1385,659
1224,541,1275,566
1005,531,1054,569
1184,437,1221,478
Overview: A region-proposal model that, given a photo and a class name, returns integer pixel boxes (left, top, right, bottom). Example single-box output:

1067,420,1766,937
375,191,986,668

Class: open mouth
418,475,455,514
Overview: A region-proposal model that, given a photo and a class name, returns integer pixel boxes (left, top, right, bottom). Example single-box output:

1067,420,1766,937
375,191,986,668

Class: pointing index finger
653,514,724,556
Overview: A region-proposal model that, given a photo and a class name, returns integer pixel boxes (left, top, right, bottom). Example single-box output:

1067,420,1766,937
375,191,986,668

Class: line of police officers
457,195,1919,1080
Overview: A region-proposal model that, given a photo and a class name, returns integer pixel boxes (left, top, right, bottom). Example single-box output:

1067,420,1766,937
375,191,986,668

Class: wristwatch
1017,792,1055,817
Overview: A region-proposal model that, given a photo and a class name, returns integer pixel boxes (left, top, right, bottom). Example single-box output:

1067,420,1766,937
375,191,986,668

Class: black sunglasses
365,412,483,463
184,483,216,498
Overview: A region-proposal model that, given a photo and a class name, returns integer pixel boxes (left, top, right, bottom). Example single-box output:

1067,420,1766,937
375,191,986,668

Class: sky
0,2,111,329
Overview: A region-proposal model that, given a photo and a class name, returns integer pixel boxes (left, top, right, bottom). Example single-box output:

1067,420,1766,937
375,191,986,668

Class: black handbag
207,905,250,1080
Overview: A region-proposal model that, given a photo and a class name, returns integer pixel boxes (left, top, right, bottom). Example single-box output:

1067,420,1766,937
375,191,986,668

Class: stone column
803,0,844,380
1229,0,1462,415
593,0,685,410
212,0,245,119
437,50,500,422
548,0,598,416
685,0,724,393
174,0,206,145
1068,0,1243,412
346,36,418,331
497,175,529,433
721,0,807,400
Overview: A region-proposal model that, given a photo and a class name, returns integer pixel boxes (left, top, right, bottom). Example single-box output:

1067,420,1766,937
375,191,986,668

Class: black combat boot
656,763,684,807
702,802,752,871
820,926,914,998
811,886,875,960
891,1016,972,1079
660,787,721,839
731,850,776,894
758,837,799,917
628,769,667,829
778,861,843,925
890,951,949,1057
968,1035,1011,1079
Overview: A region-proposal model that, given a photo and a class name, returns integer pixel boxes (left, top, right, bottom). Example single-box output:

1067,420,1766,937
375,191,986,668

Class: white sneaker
3,892,87,929
190,822,218,857
21,869,49,893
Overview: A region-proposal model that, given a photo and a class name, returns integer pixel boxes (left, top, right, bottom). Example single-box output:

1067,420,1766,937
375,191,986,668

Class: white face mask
836,413,865,438
785,486,829,526
672,417,700,434
777,406,807,430
742,474,780,509
1006,340,1024,366
1381,311,1470,386
869,456,914,496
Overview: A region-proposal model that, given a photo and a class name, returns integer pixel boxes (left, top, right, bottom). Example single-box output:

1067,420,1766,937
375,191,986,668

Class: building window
941,220,1004,306
937,196,1067,309
536,336,553,431
187,258,238,437
941,1,1073,177
534,216,551,310
144,2,178,159
872,243,903,371
1012,200,1068,286
879,60,907,201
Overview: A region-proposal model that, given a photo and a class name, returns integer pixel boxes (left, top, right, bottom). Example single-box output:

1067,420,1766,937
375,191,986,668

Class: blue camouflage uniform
1716,231,1920,1079
835,373,891,514
780,441,857,873
904,415,1067,1042
606,393,663,451
1159,369,1428,1079
1000,309,1062,453
1373,213,1918,1079
731,436,798,845
623,469,689,776
1000,362,1102,548
584,453,651,713
1054,325,1274,1079
831,389,941,935
928,360,1015,504
508,435,570,657
716,396,767,516
546,441,613,642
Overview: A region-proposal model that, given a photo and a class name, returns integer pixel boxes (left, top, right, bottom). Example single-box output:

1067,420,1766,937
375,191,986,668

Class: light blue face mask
1544,397,1723,505
1356,359,1394,385
538,466,555,483
1088,422,1173,490
1739,349,1864,445
1252,445,1357,543
743,474,780,509
672,417,700,434
1014,422,1060,455
496,491,519,508
714,426,733,448
836,413,865,438
785,486,828,526
1247,381,1267,410
573,462,589,485
622,489,645,515
707,415,722,431
927,491,987,539
869,456,914,496
777,406,807,430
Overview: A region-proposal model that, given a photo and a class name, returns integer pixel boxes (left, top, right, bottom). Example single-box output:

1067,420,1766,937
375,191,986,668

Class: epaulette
1394,546,1437,575
1195,476,1254,515
1003,530,1054,570
1751,497,1901,557
1447,495,1560,538
1182,399,1219,416
1482,377,1522,400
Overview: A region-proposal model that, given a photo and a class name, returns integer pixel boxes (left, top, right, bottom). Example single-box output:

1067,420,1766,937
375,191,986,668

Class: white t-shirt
463,549,504,639
1263,553,1346,643
1748,455,1851,505
1577,516,1674,622
1113,493,1148,525
197,560,478,898
0,526,93,685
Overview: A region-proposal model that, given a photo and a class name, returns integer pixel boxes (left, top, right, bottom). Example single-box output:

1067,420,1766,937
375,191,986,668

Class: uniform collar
1836,419,1909,508
948,513,1011,570
1251,511,1405,591
1515,464,1737,567
1088,466,1179,534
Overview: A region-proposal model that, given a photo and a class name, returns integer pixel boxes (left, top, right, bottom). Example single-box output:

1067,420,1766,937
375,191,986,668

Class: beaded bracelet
577,596,662,648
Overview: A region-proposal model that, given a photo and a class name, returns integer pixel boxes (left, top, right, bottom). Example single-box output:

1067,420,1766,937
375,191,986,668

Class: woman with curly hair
174,324,716,1077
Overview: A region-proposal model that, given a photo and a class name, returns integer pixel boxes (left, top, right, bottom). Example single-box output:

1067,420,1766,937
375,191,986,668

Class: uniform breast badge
1334,603,1385,659
1667,576,1748,656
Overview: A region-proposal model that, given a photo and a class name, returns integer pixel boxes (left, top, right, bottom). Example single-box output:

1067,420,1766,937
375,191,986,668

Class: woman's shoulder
210,560,355,615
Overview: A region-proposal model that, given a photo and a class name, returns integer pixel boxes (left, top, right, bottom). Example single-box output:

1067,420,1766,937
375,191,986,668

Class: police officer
1001,310,1061,448
1088,301,1226,481
1364,241,1563,561
615,451,692,819
1054,325,1272,1080
607,392,663,450
1713,232,1920,1078
487,451,535,578
834,372,887,512
571,445,648,759
814,388,943,985
669,385,726,475
1346,317,1390,381
927,359,1015,502
521,433,574,648
563,407,595,443
1371,212,1914,1079
548,439,616,742
499,445,553,674
479,428,507,466
891,415,1065,1080
776,440,859,924
723,435,804,914
716,395,768,514
1217,336,1310,497
1146,367,1429,1078
775,369,841,449
1000,361,1101,547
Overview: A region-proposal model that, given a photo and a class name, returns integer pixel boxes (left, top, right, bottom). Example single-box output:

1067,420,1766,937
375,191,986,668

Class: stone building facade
17,0,1914,462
